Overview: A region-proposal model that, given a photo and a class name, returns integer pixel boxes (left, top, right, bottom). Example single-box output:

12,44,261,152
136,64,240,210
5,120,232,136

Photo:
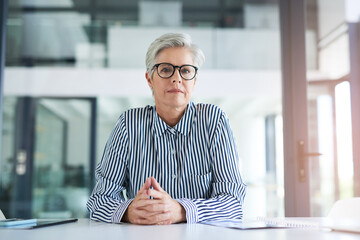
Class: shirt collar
174,101,195,136
153,108,168,137
152,101,195,137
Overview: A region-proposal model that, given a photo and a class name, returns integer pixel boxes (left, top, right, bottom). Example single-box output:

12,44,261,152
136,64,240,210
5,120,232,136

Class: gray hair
145,33,205,79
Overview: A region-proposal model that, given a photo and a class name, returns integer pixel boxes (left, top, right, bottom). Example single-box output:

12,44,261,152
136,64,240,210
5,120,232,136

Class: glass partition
32,99,92,218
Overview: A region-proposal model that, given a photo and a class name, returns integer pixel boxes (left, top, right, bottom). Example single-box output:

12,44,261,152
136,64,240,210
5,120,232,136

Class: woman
87,33,246,225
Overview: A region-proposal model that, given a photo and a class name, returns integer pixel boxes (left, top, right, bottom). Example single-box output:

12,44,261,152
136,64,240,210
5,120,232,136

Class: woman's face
146,47,196,111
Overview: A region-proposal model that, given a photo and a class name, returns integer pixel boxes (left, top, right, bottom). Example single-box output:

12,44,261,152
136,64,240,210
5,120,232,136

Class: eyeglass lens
157,63,196,80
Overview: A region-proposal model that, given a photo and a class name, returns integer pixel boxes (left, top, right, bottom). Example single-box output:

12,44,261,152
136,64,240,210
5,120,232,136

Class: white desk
1,218,360,240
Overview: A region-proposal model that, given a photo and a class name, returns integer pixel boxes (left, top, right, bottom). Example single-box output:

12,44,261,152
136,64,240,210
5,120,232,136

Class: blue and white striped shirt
87,101,246,223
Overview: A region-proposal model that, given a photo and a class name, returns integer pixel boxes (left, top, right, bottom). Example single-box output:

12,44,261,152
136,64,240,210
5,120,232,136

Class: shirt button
171,149,175,155
172,174,177,179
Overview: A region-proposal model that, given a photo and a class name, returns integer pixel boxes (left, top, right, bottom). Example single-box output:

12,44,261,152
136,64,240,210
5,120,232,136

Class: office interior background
0,0,359,220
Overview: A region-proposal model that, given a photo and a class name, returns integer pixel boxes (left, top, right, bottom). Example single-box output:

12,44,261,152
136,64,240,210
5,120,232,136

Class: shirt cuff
111,198,133,223
176,198,198,223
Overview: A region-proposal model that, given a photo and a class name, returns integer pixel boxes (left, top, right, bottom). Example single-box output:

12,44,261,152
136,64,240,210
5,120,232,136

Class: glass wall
1,0,283,219
305,0,354,216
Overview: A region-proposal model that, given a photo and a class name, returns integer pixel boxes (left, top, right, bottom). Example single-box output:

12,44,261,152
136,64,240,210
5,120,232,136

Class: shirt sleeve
86,114,132,223
176,111,247,223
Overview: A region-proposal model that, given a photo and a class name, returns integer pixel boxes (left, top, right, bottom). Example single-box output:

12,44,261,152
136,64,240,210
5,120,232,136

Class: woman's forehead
156,47,193,64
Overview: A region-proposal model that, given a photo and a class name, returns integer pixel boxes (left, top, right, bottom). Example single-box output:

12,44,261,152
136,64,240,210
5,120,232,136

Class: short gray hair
145,33,205,79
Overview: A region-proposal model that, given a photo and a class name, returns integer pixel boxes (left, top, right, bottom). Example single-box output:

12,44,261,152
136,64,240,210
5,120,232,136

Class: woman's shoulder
193,102,225,117
122,105,154,121
123,105,153,114
192,102,227,132
192,103,228,140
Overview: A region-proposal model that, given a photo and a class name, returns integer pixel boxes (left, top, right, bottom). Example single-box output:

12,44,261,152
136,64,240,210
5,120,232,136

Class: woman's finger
150,176,164,192
140,177,152,192
146,188,167,200
142,200,170,213
135,212,171,225
134,178,152,200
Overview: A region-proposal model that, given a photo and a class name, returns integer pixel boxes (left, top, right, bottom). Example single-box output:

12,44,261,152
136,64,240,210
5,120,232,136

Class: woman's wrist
121,208,129,222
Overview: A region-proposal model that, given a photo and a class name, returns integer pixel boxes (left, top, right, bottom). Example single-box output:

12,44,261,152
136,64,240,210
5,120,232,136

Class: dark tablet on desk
11,218,78,229
31,218,78,229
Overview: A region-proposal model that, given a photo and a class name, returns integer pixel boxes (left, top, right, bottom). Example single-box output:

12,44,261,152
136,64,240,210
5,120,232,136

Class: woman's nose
172,68,182,83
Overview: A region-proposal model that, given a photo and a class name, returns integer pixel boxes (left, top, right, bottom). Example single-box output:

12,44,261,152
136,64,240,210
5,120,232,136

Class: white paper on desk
201,219,283,230
202,219,317,230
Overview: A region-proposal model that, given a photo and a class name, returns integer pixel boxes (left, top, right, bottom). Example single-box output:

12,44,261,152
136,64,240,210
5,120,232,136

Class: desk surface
1,218,360,240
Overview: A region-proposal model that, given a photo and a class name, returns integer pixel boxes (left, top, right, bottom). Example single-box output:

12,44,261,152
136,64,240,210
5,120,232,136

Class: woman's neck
155,104,187,127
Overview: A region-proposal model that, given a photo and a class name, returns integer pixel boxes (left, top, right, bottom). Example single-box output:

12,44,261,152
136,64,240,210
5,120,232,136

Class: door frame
280,0,310,216
0,0,7,165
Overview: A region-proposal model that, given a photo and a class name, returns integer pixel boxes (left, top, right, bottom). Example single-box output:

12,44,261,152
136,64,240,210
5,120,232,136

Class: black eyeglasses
152,63,198,80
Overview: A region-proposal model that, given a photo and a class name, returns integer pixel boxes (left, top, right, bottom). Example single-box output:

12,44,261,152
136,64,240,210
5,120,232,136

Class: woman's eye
161,67,172,73
181,68,191,74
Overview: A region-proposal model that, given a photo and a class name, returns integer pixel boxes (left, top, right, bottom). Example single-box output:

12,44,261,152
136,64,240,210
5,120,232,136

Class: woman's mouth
168,89,183,93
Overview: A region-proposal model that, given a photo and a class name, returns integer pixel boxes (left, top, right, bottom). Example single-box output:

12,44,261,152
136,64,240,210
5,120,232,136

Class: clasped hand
122,177,186,225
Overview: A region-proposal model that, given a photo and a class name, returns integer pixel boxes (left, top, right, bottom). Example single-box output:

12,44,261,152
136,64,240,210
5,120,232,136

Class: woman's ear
145,72,152,88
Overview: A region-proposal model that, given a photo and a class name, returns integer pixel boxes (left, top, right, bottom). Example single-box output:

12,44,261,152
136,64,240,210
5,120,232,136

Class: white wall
346,0,360,22
108,27,317,71
3,68,282,98
108,27,282,70
318,0,345,40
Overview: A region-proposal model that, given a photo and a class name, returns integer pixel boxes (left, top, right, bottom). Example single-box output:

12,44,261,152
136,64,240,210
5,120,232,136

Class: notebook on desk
202,218,320,230
0,218,78,229
203,217,360,234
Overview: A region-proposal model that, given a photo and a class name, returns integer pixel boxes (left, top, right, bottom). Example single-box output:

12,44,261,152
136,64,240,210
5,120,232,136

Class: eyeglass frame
151,62,199,80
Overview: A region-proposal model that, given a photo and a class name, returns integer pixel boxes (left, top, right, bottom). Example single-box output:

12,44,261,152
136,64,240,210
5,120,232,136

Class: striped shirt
87,101,246,223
